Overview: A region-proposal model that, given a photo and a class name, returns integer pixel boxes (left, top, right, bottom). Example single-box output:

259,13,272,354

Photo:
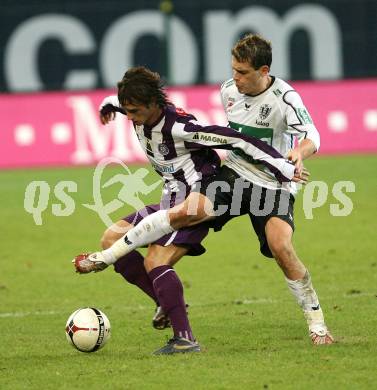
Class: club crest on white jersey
259,104,272,120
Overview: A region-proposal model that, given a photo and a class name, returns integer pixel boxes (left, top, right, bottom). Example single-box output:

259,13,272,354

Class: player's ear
259,65,270,76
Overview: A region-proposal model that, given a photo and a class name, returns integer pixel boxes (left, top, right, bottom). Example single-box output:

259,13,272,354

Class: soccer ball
65,308,111,352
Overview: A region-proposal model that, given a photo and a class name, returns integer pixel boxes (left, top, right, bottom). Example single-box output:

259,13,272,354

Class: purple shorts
123,204,209,256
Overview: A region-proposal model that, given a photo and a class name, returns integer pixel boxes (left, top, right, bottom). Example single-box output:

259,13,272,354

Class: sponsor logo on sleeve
192,132,228,144
297,108,313,124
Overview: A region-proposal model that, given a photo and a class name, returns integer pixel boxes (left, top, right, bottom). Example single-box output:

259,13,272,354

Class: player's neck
247,75,272,96
145,107,163,127
263,75,272,92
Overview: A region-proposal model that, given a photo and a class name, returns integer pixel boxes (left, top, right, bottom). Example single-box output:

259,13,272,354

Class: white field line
0,310,59,318
0,298,277,319
0,306,150,319
0,292,374,319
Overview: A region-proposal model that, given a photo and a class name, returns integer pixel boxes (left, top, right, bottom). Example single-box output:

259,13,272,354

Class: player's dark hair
232,34,272,69
117,66,168,108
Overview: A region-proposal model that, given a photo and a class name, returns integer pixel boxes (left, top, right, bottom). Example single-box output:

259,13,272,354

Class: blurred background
0,0,376,167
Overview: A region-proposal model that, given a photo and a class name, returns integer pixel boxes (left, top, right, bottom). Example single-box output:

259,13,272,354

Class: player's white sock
285,271,326,330
102,210,175,264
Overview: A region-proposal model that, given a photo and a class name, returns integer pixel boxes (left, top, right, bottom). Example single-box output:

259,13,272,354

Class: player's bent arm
292,138,317,160
287,138,317,167
176,121,295,183
99,95,121,111
282,90,321,174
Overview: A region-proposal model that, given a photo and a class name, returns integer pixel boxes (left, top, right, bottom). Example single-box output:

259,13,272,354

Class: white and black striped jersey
221,77,320,194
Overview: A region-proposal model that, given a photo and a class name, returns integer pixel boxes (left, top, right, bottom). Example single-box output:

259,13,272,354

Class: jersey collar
245,76,276,98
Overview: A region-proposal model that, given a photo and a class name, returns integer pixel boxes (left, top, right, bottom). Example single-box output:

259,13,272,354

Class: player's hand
100,106,116,124
287,148,304,176
99,95,120,125
292,167,310,184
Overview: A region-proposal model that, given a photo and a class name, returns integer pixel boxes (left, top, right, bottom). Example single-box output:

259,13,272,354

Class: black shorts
195,165,295,258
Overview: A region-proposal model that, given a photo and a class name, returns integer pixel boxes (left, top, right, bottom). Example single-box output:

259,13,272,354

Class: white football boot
73,252,108,274
304,308,334,345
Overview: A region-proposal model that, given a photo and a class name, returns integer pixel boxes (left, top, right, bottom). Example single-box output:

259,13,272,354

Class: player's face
123,102,162,126
232,57,269,95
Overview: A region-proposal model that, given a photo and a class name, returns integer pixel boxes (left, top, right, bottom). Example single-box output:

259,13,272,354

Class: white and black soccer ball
65,308,111,352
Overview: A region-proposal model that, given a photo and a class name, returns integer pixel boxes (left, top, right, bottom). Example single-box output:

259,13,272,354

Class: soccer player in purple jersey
73,66,304,354
76,34,334,347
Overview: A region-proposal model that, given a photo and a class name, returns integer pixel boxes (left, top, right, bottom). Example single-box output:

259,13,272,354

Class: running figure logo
83,157,161,232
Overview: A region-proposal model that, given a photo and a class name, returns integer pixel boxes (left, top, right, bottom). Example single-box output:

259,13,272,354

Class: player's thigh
168,192,214,229
101,219,134,249
144,244,188,272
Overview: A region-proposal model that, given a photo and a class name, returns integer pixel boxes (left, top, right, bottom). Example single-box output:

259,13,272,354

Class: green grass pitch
0,154,376,389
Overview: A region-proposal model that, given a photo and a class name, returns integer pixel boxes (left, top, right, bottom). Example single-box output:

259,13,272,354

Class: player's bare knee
269,238,293,261
143,256,154,273
144,252,165,273
100,230,113,249
169,207,190,229
100,227,119,249
144,244,185,272
169,206,204,229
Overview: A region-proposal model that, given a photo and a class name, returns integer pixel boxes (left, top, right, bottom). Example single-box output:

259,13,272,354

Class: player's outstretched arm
178,121,295,183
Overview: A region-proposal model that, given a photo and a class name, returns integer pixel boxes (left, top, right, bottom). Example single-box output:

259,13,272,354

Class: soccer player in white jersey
215,34,333,345
77,35,334,345
74,66,303,354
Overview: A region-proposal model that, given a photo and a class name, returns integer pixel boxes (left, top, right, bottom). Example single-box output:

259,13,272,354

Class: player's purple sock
149,265,194,341
114,251,159,305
